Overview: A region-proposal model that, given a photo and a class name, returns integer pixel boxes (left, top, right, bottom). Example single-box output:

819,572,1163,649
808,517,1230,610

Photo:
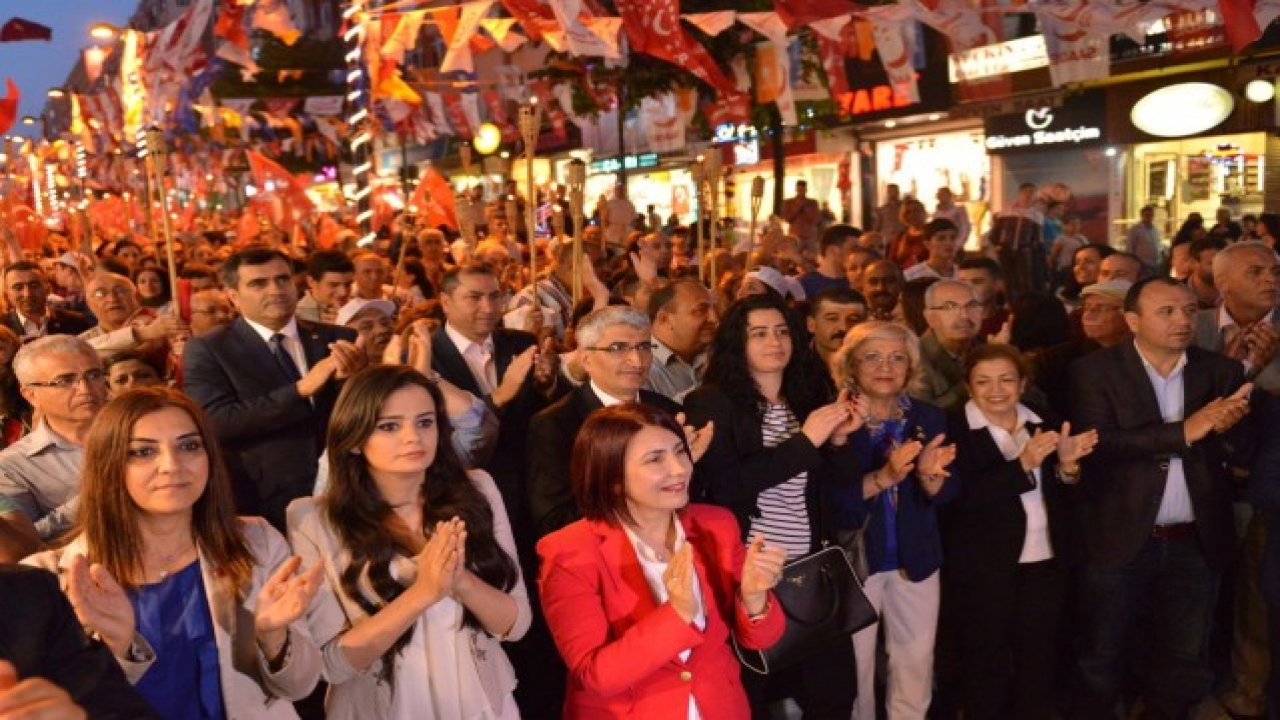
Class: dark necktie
269,333,302,382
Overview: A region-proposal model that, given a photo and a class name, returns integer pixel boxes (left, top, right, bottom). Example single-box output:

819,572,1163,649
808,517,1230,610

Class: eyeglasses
90,286,132,300
926,300,983,314
856,352,910,368
26,368,107,389
582,341,657,357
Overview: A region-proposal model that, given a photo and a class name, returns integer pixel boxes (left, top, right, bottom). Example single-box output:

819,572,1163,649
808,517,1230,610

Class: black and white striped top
747,402,812,560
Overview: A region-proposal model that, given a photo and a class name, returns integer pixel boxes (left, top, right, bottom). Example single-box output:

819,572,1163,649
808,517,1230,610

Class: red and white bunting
682,11,737,37
480,17,528,51
614,0,737,97
382,10,427,66
442,1,496,73
739,12,797,125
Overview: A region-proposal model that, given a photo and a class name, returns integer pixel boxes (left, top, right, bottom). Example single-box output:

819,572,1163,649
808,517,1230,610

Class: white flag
682,11,737,37
442,1,496,73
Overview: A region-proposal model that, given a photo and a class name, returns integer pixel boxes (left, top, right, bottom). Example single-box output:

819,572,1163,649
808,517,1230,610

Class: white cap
335,297,395,327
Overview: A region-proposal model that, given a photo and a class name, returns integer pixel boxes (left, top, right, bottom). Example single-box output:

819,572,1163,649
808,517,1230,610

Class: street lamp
46,88,65,100
89,22,121,41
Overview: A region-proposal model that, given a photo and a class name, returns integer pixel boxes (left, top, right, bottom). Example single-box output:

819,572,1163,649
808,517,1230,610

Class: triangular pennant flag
682,12,737,37
382,10,428,66
772,0,861,29
810,14,853,41
481,17,526,50
442,1,495,73
737,12,790,43
583,16,623,55
0,17,52,42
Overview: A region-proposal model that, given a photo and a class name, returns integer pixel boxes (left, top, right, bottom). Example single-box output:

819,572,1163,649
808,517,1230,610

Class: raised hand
254,557,324,637
1018,428,1061,472
531,337,560,391
66,555,135,658
917,434,956,497
829,389,869,446
492,346,537,408
801,401,855,448
630,251,658,285
382,333,405,367
675,412,715,463
987,316,1013,345
411,519,462,608
1056,421,1099,469
329,337,368,379
1246,323,1279,370
739,533,786,616
662,543,699,624
884,439,924,483
0,660,85,720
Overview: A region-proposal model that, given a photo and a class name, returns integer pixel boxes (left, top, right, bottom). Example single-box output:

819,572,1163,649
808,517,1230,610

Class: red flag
409,166,458,230
773,0,861,29
613,0,736,97
214,0,249,49
246,150,315,214
0,18,51,42
0,77,17,135
1220,0,1263,51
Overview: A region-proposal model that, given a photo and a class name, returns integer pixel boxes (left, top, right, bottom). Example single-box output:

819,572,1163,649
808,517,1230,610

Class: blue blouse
129,560,225,720
867,398,912,574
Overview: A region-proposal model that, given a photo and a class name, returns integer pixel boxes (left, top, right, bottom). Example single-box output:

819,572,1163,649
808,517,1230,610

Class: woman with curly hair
683,292,866,717
287,365,527,719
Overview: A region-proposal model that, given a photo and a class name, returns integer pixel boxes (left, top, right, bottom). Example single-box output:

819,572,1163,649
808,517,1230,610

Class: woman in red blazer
537,404,787,719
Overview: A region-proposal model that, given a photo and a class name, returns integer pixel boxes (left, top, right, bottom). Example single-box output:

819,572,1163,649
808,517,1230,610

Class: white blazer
25,517,322,720
287,469,531,719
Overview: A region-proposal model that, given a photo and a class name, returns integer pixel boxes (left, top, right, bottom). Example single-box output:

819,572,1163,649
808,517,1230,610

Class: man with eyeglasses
0,336,105,560
1034,280,1133,418
0,262,91,342
188,289,236,337
915,279,985,412
78,273,186,359
528,306,710,539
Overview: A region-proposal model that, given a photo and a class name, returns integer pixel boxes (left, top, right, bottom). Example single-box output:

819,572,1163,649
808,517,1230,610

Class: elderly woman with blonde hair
830,320,958,720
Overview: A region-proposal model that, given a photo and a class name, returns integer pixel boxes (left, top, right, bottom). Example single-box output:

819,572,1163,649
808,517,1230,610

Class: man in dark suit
183,246,364,530
1247,394,1280,718
431,262,564,718
0,564,159,718
1070,277,1252,719
1,262,91,342
528,305,691,538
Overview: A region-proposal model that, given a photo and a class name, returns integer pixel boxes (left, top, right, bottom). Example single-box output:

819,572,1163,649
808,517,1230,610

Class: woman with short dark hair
537,404,786,719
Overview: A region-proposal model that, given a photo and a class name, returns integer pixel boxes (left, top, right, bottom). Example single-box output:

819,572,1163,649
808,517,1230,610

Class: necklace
146,542,196,581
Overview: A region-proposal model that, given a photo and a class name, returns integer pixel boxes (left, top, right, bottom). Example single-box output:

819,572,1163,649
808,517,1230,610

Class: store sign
590,153,660,174
1130,82,1233,137
837,21,950,122
948,36,1050,83
984,91,1106,153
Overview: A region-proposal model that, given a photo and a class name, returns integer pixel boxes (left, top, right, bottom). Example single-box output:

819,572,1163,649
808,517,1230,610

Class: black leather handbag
733,544,878,675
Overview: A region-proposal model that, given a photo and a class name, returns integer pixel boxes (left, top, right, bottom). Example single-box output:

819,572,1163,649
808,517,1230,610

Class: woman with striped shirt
685,293,866,719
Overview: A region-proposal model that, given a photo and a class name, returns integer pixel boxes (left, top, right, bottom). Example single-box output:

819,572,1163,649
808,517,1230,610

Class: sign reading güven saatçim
983,90,1106,153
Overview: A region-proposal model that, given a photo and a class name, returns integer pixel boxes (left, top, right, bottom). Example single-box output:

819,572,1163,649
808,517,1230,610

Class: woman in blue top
26,388,323,719
831,321,957,720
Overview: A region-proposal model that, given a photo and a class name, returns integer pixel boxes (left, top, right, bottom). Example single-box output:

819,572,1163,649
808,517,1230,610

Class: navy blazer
431,324,567,552
1070,342,1247,572
836,399,956,582
182,316,355,528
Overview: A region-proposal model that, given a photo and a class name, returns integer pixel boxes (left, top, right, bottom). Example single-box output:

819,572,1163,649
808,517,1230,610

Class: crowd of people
0,178,1275,720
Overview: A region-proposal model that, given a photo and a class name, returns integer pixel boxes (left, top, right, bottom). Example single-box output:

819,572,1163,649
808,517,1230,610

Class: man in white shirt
1070,277,1252,719
904,219,960,282
1125,205,1161,271
932,187,971,248
602,183,636,251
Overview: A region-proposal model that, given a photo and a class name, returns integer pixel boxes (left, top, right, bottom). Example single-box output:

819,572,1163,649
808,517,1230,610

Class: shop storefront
579,152,695,227
984,90,1112,245
1107,71,1279,240
720,126,853,228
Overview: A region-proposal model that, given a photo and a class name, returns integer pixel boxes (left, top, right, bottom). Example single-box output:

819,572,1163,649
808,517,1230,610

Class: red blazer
537,504,785,719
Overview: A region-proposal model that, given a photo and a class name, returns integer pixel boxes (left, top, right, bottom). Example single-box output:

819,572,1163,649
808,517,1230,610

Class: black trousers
957,559,1067,720
744,634,856,720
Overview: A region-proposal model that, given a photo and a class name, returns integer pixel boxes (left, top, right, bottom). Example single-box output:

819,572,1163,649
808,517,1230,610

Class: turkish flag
1220,0,1263,51
614,0,735,97
409,166,458,231
214,0,249,49
0,77,18,135
0,18,52,42
773,0,861,29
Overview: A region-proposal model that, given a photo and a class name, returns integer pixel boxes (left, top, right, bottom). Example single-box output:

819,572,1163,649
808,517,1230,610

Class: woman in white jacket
288,365,529,719
25,387,323,719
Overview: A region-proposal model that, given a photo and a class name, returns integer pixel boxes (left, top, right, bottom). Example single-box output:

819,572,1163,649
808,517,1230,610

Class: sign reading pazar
983,90,1106,153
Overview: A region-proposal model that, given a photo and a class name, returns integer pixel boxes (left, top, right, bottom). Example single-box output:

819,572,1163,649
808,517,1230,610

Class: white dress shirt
964,401,1053,563
1134,342,1195,525
243,316,310,376
589,380,636,407
445,322,498,395
621,520,706,720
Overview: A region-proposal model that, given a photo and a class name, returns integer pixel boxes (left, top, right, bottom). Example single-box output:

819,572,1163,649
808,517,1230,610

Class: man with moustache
79,273,186,359
863,258,905,321
0,336,105,558
645,278,718,402
1,262,91,341
958,256,1010,339
915,279,983,412
806,287,868,396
